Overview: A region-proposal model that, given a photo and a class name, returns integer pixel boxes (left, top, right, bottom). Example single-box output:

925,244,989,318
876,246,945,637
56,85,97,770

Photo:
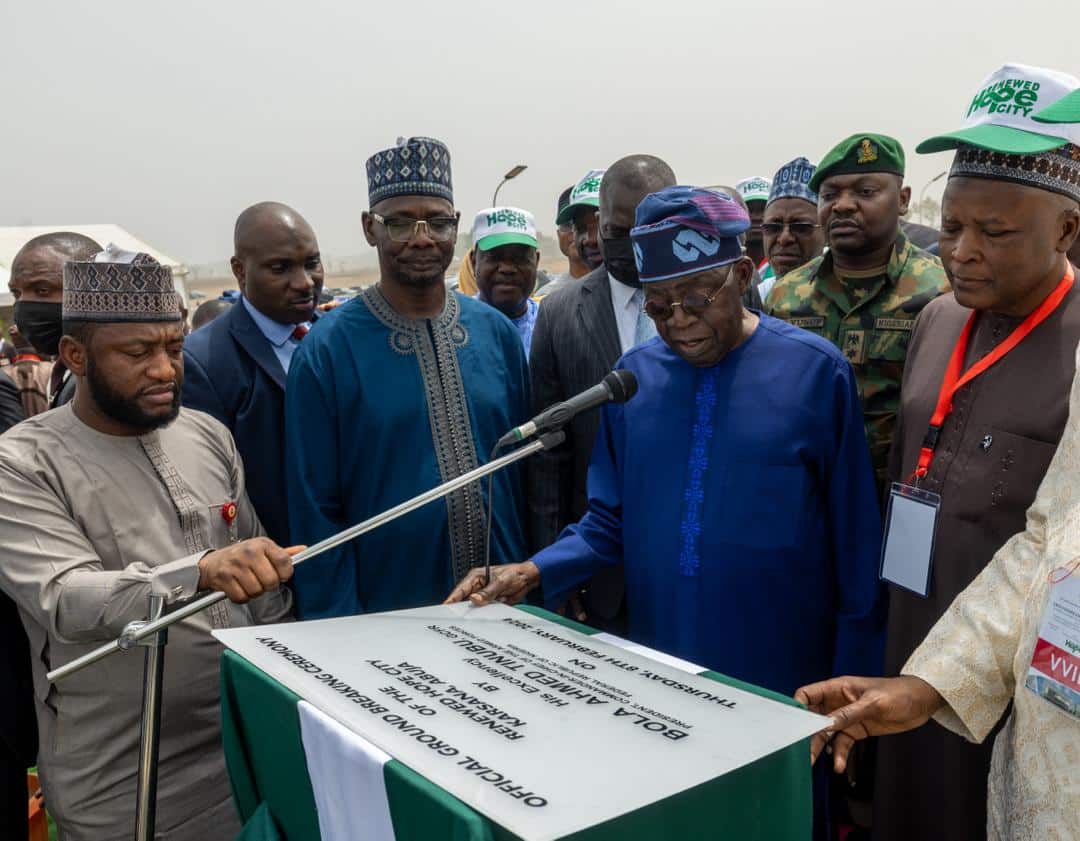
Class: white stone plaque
214,603,829,841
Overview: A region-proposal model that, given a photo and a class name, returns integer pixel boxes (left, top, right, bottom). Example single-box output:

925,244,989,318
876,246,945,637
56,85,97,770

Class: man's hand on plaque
198,539,304,604
794,675,944,773
444,561,541,607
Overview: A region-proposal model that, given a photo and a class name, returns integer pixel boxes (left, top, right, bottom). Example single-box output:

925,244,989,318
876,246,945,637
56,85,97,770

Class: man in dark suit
183,202,323,545
527,155,676,629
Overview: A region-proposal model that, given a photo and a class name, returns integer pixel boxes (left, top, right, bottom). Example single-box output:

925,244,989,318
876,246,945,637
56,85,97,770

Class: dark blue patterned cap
366,136,453,206
767,157,818,206
630,186,749,283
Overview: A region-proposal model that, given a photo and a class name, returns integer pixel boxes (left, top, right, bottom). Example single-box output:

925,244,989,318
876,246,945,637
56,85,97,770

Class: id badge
880,482,941,597
1024,567,1080,720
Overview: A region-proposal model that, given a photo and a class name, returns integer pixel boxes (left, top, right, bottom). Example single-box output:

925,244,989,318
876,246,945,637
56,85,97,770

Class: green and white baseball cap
1034,87,1080,126
736,176,772,204
917,63,1080,155
472,206,538,251
555,169,604,225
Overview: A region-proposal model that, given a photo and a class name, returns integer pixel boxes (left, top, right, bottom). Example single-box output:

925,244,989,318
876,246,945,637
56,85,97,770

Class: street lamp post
493,165,528,206
918,170,948,224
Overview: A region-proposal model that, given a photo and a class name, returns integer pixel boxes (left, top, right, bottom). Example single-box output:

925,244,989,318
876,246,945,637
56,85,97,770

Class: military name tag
788,316,825,329
874,317,915,331
880,483,941,597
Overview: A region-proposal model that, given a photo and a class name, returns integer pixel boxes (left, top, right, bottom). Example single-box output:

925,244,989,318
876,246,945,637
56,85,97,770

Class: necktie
291,324,310,341
632,288,657,347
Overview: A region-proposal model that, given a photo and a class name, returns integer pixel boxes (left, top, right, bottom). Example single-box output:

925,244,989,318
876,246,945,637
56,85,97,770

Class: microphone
481,372,636,584
496,370,638,449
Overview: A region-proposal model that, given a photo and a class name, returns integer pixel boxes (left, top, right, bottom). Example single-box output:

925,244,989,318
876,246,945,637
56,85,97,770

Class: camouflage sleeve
763,260,821,316
763,275,789,314
762,275,784,313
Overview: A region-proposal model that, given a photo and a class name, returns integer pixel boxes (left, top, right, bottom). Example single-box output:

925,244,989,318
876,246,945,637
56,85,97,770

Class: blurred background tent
0,224,190,326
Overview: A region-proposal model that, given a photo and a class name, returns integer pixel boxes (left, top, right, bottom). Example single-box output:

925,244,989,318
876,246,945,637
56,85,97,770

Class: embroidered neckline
360,285,483,582
361,285,468,355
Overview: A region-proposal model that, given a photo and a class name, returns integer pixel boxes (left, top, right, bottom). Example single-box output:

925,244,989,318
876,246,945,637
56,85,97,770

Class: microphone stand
45,429,564,841
483,444,503,586
482,437,535,584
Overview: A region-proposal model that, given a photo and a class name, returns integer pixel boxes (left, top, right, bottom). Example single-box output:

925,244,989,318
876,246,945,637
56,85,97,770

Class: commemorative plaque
215,603,828,841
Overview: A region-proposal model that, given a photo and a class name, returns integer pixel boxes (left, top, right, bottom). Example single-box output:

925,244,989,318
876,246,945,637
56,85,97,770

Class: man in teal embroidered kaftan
285,137,529,618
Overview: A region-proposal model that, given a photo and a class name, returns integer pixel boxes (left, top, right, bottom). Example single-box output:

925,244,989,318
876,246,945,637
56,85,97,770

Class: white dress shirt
608,274,640,355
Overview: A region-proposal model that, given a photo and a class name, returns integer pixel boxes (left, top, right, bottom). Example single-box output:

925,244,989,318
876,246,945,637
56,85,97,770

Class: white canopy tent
0,224,189,308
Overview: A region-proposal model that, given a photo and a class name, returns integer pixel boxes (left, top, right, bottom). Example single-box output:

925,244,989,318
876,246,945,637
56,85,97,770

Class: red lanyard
914,265,1074,480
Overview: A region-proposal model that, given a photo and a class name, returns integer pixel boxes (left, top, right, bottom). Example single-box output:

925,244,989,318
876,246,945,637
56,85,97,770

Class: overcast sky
2,0,1076,265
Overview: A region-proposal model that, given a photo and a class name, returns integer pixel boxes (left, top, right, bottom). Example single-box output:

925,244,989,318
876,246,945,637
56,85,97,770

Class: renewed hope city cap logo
486,208,529,230
965,64,1079,126
472,206,537,251
736,176,771,203
969,77,1043,119
571,170,604,204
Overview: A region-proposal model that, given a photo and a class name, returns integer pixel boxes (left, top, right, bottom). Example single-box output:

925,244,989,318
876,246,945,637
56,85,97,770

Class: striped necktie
632,288,657,347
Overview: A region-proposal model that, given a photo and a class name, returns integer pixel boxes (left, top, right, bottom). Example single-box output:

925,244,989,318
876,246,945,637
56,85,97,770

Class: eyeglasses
760,221,821,237
371,213,458,243
643,289,723,321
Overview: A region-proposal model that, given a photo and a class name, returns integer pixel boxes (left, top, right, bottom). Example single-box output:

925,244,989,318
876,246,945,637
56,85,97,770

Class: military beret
808,133,905,193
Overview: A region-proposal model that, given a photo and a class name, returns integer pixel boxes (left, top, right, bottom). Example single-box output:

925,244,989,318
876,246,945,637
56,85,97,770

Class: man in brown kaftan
873,62,1080,841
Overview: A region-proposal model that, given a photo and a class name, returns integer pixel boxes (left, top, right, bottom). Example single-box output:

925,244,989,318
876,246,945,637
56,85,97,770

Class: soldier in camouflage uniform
766,133,949,487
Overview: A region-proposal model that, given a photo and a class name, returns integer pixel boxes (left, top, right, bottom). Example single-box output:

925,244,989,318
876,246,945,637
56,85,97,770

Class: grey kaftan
0,405,291,840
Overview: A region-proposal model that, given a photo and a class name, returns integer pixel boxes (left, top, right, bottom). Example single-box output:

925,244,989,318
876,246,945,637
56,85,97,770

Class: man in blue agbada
284,137,529,618
447,185,886,698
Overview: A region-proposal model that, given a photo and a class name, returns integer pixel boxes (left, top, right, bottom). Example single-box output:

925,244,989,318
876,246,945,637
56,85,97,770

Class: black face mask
13,300,63,356
600,234,641,288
